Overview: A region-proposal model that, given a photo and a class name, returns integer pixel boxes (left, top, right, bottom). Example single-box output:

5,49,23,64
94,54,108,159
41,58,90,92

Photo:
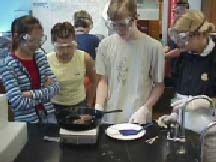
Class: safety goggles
168,28,193,50
105,17,133,31
169,28,190,44
20,33,47,46
54,41,77,51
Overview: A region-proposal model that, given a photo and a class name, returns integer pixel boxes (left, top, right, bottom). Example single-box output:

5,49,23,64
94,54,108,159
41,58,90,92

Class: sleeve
2,64,42,111
94,35,100,48
167,40,178,50
170,57,180,87
30,54,60,101
95,41,106,76
151,41,165,83
210,52,216,96
170,54,184,89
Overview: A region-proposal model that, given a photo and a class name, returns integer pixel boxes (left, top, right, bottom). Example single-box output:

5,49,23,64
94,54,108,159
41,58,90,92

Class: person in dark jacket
170,10,216,99
74,10,100,60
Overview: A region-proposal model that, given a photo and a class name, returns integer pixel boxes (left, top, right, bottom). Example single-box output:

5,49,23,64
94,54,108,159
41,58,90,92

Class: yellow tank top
47,50,86,105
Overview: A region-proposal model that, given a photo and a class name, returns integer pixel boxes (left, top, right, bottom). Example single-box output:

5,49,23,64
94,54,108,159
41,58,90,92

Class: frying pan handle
94,109,122,119
103,110,123,114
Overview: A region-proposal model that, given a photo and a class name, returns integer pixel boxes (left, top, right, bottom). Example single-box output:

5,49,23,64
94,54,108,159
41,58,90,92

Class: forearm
95,76,108,109
145,82,165,109
7,93,42,111
2,78,41,111
86,80,97,107
30,79,59,101
165,48,180,59
85,53,97,107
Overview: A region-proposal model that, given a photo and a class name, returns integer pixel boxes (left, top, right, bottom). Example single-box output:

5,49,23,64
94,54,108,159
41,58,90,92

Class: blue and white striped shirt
1,51,60,123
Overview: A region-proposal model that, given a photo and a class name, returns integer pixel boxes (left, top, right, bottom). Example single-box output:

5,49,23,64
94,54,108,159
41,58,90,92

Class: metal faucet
200,122,216,162
174,97,213,154
177,97,213,154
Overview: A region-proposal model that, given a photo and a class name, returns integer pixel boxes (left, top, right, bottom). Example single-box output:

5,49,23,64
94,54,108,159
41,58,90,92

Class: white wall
33,0,109,53
162,0,169,45
188,0,201,10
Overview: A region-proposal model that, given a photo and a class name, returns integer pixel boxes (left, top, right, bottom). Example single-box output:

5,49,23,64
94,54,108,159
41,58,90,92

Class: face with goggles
106,17,134,39
169,29,190,50
169,28,203,52
54,37,77,63
19,28,46,53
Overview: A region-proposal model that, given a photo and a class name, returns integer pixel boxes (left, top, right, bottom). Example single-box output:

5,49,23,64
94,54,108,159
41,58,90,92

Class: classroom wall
33,0,109,53
0,0,32,33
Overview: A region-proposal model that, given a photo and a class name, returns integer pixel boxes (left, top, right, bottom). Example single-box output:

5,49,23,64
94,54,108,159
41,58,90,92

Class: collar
200,38,215,57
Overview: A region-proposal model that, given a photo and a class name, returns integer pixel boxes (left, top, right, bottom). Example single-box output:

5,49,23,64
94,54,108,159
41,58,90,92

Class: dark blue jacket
173,46,216,97
76,34,99,60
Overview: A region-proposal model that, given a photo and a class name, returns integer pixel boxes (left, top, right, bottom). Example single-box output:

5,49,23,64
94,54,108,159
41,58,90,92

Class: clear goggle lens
54,41,77,50
40,35,47,45
20,34,47,45
105,18,132,30
169,29,189,43
178,33,188,39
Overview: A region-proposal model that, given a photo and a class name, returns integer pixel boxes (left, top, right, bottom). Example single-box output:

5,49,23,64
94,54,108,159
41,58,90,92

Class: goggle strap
194,19,206,33
20,34,31,41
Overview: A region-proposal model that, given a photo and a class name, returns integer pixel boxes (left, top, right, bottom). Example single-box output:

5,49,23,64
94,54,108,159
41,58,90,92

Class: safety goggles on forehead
20,33,47,45
105,17,133,30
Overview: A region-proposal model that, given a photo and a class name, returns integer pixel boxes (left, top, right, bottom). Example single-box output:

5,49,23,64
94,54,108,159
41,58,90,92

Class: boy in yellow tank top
47,22,96,115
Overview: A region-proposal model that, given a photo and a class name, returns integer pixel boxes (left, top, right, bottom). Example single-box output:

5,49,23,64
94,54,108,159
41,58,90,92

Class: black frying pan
56,107,122,131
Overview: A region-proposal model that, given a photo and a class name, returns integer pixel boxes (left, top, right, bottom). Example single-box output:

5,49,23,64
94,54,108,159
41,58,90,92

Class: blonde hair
173,10,215,34
74,10,93,26
107,0,137,21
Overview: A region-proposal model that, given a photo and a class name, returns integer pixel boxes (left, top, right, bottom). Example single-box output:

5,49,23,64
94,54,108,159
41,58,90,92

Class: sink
184,108,215,133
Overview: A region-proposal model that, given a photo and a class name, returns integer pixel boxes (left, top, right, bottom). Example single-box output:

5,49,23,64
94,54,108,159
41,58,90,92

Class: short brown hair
51,22,75,43
74,10,92,22
107,0,137,21
74,10,93,28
